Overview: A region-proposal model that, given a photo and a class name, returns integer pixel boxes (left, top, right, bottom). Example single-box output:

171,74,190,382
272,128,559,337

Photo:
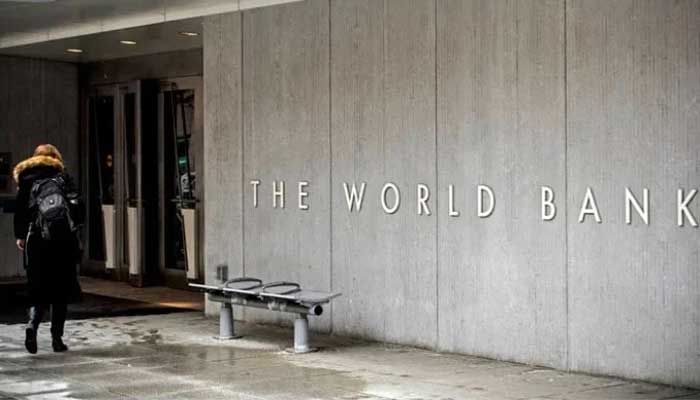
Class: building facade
0,0,698,388
202,0,700,387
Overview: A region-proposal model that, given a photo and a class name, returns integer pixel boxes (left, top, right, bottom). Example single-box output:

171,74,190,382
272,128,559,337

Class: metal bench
189,277,341,353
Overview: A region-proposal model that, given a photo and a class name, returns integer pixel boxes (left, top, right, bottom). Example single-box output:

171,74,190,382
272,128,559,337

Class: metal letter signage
381,183,400,214
246,180,699,228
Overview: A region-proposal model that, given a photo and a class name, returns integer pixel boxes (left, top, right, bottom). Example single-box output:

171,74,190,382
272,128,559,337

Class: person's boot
25,327,37,354
52,336,68,353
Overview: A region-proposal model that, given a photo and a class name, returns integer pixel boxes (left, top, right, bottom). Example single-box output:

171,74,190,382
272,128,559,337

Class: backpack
29,176,76,241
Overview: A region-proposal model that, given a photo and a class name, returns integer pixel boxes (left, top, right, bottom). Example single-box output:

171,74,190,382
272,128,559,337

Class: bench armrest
224,277,263,290
261,281,302,295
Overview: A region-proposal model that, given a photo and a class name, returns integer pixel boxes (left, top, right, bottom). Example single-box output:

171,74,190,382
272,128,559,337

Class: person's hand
16,239,25,251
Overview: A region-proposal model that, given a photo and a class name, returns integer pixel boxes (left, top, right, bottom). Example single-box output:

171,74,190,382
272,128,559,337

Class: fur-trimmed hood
13,155,64,183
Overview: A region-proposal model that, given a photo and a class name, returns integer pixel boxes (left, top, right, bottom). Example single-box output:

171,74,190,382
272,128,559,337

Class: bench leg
217,302,236,340
294,314,312,353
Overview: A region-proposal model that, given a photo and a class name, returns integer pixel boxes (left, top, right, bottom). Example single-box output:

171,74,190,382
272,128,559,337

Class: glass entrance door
118,82,141,284
86,87,116,275
158,77,202,288
86,79,198,289
86,81,157,286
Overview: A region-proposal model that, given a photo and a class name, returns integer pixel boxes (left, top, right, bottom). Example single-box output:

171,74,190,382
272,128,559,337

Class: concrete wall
331,0,438,347
203,13,244,315
437,0,567,367
566,0,700,386
0,55,79,280
203,0,700,387
241,1,332,329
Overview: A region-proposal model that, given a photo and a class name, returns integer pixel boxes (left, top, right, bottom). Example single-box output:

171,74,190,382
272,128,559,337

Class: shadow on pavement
0,288,190,325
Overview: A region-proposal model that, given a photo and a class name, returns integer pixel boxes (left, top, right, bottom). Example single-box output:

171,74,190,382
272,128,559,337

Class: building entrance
85,77,202,289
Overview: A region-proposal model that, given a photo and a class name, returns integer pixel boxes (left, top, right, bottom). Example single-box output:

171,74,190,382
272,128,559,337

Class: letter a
578,187,602,223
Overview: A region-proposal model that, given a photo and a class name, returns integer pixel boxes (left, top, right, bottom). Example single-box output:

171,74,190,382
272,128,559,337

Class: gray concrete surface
203,13,244,316
241,0,332,331
328,0,387,343
330,0,438,348
1,312,699,400
0,55,79,281
200,0,700,387
436,0,567,368
566,0,700,386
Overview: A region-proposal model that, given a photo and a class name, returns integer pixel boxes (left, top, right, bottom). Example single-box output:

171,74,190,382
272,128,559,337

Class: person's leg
25,304,46,354
27,304,46,331
50,303,68,352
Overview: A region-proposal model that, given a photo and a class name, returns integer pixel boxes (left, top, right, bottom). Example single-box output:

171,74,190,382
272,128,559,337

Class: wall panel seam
563,0,570,372
433,0,439,351
215,16,223,286
328,0,334,333
240,11,246,280
381,0,387,343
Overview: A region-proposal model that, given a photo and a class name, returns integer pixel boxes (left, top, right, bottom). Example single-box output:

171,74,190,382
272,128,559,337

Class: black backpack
29,176,76,241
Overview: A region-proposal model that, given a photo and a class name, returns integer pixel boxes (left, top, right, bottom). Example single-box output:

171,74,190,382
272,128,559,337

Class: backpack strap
28,179,44,208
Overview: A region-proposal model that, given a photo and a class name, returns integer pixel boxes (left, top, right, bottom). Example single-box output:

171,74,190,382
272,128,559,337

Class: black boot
52,337,68,353
25,327,37,354
50,304,67,352
26,305,44,354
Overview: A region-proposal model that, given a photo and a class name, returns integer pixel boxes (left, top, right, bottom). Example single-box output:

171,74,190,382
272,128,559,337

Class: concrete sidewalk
0,312,697,400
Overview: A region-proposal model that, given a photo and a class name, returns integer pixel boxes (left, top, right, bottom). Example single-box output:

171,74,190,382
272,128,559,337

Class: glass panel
124,93,137,205
122,92,137,265
163,89,195,271
88,96,114,261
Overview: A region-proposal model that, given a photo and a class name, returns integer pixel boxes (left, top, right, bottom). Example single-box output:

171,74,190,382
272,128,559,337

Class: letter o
381,183,401,214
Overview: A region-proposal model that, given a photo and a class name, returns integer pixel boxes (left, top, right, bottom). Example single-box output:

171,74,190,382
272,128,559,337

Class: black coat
13,156,82,305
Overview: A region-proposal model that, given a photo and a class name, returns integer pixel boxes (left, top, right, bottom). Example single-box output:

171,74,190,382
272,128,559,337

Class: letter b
541,186,556,221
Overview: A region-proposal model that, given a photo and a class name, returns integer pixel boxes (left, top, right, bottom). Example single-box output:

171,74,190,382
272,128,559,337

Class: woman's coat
13,155,82,305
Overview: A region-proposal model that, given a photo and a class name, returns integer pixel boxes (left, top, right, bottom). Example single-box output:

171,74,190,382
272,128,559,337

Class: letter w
343,182,366,212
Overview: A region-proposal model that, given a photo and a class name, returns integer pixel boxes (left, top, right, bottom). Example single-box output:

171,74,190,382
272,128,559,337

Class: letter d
477,185,495,218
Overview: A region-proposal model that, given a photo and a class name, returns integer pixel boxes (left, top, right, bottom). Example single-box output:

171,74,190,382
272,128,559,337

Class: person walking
13,144,82,354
